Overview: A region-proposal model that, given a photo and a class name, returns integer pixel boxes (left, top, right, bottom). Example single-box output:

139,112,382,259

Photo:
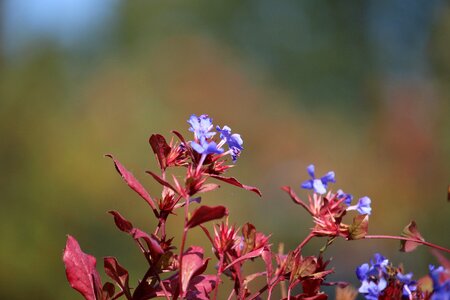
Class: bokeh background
1,1,450,299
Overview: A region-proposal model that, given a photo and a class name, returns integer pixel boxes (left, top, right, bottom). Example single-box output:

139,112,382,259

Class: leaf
149,134,171,170
348,214,369,240
296,256,317,278
261,249,273,282
107,212,164,261
186,275,217,300
63,235,102,300
242,223,256,255
145,170,179,194
181,246,210,296
400,221,425,252
105,154,156,211
131,229,164,261
281,186,313,215
197,183,220,194
186,205,229,229
102,282,115,300
448,185,450,201
108,211,133,233
104,257,131,298
224,247,265,271
210,175,262,197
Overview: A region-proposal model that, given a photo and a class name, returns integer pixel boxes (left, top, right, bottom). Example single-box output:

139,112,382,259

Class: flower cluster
188,114,243,162
63,113,450,300
356,254,450,300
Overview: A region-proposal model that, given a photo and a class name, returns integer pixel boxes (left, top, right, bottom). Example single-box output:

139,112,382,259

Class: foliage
63,114,450,299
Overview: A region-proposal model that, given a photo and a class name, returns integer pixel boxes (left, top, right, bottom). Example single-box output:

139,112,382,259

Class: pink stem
364,235,450,254
178,195,191,298
294,232,315,255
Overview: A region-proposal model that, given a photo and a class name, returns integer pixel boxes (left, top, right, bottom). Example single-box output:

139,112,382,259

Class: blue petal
356,263,370,281
306,164,315,178
312,179,327,194
357,197,372,215
301,180,313,189
321,171,336,184
190,141,205,154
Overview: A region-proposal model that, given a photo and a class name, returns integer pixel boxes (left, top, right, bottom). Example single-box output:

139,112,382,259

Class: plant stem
212,254,224,300
364,235,450,254
178,195,191,298
293,232,315,255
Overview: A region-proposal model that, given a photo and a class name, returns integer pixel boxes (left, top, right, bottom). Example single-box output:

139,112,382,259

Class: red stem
178,195,191,298
364,235,450,254
212,254,224,300
293,232,315,255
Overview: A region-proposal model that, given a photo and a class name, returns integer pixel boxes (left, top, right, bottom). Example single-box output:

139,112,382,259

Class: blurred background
1,1,450,299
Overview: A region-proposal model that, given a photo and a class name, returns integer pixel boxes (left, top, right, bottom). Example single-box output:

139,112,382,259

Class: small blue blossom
396,272,417,297
429,265,450,300
188,114,216,140
216,125,243,162
356,263,371,281
191,138,224,155
358,278,387,300
301,164,336,194
356,197,372,215
370,253,389,272
336,189,353,206
347,196,372,215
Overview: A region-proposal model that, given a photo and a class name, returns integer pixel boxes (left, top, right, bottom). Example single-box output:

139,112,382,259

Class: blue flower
347,196,372,215
336,189,353,206
356,197,372,215
191,138,224,155
396,272,417,297
301,164,336,194
358,278,387,300
356,263,371,281
188,114,216,140
216,125,243,162
429,265,450,300
356,253,388,281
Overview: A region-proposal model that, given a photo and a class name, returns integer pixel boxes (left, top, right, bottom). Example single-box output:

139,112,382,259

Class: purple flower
336,189,353,205
397,272,417,297
429,265,450,300
191,138,224,155
301,164,336,194
216,125,243,162
356,263,371,281
347,196,372,215
188,114,216,140
358,278,387,300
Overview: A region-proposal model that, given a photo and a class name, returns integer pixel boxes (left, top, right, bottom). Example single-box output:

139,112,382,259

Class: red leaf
108,211,133,233
104,257,131,298
186,205,229,229
102,282,115,300
197,183,220,193
186,275,217,300
400,221,425,252
149,134,171,170
105,154,156,211
224,247,265,271
131,228,164,261
181,246,209,295
210,175,262,196
261,249,273,282
63,235,102,300
281,186,313,215
107,212,164,261
145,170,178,194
